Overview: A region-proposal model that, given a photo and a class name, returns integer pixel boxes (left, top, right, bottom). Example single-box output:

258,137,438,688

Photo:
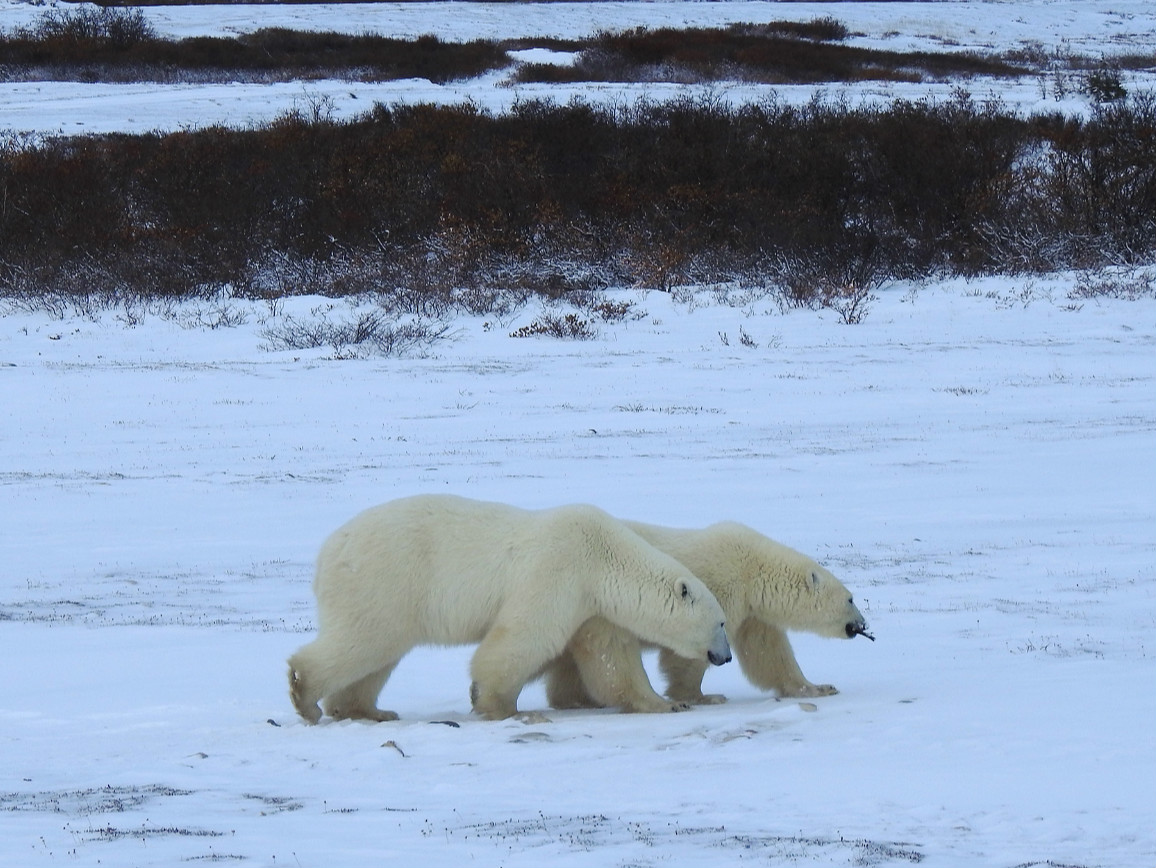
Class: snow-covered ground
2,274,1154,867
2,0,1156,134
2,1,1155,865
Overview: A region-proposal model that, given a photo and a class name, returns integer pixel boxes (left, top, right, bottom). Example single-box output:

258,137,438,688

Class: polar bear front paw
622,697,692,714
784,683,838,698
667,690,728,706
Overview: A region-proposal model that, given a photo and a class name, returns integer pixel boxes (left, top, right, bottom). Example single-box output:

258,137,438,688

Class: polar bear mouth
847,622,875,641
707,648,732,666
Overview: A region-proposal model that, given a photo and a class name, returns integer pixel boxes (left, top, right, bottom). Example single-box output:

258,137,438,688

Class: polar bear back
316,496,569,644
312,494,718,650
622,518,864,637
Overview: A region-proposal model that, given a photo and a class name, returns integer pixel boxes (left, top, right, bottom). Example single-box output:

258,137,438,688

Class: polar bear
287,495,731,723
546,520,871,713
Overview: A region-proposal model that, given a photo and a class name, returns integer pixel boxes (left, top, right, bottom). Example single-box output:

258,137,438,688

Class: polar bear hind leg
544,649,599,709
550,618,688,713
289,633,408,724
323,665,400,722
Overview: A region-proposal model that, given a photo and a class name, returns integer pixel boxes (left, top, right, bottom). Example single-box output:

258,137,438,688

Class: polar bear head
799,562,870,640
605,562,731,667
719,523,869,641
668,572,733,666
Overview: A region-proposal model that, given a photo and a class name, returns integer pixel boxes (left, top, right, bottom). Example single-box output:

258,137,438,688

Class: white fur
546,520,868,712
288,495,729,723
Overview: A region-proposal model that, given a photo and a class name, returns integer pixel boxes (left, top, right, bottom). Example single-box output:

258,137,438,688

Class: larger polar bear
288,494,732,723
546,520,871,713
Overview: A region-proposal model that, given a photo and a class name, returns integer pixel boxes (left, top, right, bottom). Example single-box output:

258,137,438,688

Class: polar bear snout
707,623,732,666
846,619,875,641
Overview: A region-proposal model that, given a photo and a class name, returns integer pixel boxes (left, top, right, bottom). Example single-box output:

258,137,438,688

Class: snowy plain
2,1,1156,866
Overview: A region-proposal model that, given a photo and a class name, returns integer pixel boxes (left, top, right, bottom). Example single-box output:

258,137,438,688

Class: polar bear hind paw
288,667,322,724
470,681,521,721
328,705,399,723
514,710,553,724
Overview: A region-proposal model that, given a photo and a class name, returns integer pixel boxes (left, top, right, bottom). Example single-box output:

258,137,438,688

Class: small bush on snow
261,309,451,358
509,313,596,340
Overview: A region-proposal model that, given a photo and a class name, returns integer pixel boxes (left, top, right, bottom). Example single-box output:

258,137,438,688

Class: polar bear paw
289,667,322,724
696,693,728,705
784,683,838,698
328,706,400,723
514,710,553,724
667,689,728,706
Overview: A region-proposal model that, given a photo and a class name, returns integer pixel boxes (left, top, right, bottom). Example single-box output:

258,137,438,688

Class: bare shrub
772,246,884,324
588,299,646,322
234,251,347,300
979,92,1156,270
1084,67,1127,103
22,7,156,48
509,312,596,339
781,16,850,42
261,309,450,357
176,290,250,330
1070,267,1155,300
621,238,691,292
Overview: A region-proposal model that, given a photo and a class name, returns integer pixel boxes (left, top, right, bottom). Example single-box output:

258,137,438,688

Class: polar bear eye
679,582,689,599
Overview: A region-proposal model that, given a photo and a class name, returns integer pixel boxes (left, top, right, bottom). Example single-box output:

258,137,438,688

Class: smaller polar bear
546,520,871,713
288,495,731,723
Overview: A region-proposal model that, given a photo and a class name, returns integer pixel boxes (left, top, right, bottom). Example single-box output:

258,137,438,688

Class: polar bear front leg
566,618,688,713
735,617,837,697
470,623,559,721
659,648,726,705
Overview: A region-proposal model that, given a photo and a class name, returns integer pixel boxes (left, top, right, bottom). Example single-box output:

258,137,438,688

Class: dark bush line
3,10,1021,86
5,8,1147,91
514,23,1024,85
1,94,1153,304
1,10,509,83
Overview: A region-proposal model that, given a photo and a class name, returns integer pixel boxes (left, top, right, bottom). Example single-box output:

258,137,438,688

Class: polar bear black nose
847,621,875,641
707,623,731,666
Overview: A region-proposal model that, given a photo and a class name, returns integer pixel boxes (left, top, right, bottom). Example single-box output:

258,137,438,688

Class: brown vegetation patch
513,22,1024,85
0,8,509,83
